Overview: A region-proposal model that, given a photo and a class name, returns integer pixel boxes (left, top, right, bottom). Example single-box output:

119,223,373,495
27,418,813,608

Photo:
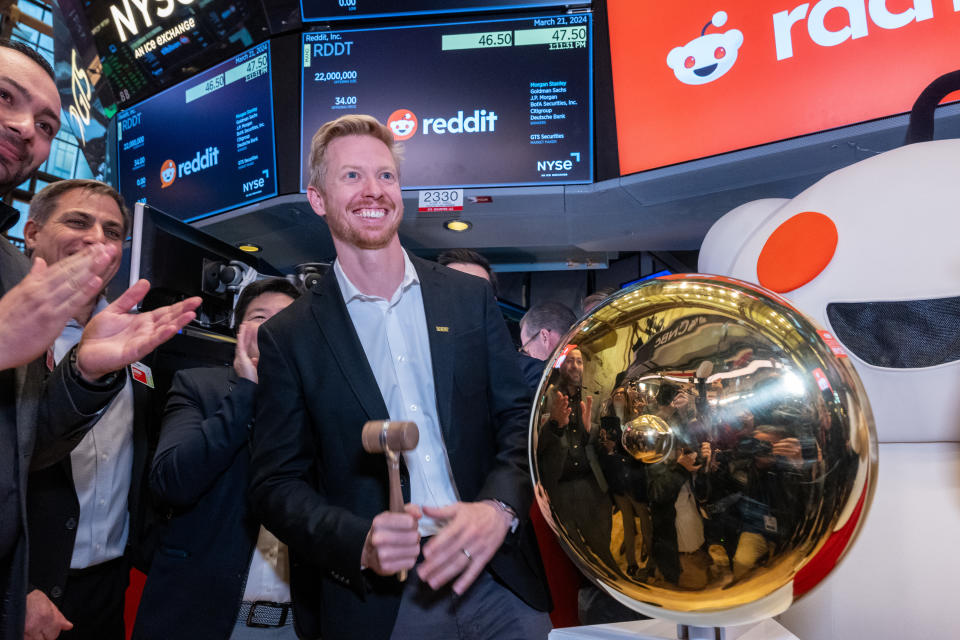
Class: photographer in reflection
596,387,652,580
713,426,806,581
645,382,708,587
692,404,758,583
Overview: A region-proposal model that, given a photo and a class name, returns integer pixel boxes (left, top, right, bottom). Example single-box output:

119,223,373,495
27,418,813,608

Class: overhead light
444,219,472,232
236,242,262,253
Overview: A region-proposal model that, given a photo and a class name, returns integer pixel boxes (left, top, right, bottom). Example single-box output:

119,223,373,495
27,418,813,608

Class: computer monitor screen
300,13,593,190
116,41,278,222
128,202,281,335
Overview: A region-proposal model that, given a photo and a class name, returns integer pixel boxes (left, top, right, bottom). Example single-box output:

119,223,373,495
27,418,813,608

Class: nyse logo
243,177,265,193
109,0,196,42
537,159,573,171
537,152,581,176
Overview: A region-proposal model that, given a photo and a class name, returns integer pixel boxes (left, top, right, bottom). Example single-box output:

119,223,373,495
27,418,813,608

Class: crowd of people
2,35,820,640
0,37,584,640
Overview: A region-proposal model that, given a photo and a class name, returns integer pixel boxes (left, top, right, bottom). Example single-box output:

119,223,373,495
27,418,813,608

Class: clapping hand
233,322,260,383
0,245,116,371
75,279,201,382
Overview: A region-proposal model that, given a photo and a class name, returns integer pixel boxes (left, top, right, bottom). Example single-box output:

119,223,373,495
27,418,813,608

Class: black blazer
26,374,154,605
249,256,550,640
133,366,260,640
1,225,126,638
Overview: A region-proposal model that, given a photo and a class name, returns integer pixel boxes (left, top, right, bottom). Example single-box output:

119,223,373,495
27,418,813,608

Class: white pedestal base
549,618,798,640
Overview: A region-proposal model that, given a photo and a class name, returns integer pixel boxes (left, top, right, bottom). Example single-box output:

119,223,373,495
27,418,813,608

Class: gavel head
361,420,419,454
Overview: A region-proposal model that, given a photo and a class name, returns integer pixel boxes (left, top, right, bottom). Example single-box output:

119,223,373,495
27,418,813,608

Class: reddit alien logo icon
160,159,176,188
387,109,418,141
667,11,743,86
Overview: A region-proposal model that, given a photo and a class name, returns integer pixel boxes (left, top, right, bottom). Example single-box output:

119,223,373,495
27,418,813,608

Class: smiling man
0,39,104,374
249,115,551,640
0,39,59,197
19,180,190,640
23,181,126,323
21,180,130,640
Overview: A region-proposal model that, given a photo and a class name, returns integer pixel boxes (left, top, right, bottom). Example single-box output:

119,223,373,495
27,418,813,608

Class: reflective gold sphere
622,414,673,464
530,275,877,626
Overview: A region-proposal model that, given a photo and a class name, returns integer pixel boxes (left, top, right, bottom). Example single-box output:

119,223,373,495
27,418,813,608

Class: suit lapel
413,258,454,440
311,272,389,420
15,360,43,467
129,374,150,518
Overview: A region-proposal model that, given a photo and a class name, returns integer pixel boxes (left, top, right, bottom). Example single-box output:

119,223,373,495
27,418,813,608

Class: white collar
333,249,419,304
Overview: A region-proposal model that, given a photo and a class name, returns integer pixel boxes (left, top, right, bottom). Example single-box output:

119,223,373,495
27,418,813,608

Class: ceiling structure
198,103,960,274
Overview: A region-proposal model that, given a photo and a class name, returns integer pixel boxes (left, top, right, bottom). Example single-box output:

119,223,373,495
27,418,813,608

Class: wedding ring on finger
462,548,472,561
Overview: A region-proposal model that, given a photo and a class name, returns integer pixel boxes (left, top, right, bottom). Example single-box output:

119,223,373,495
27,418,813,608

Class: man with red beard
249,115,550,640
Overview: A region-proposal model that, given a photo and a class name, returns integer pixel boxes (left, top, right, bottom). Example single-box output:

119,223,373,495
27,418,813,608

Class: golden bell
530,274,877,626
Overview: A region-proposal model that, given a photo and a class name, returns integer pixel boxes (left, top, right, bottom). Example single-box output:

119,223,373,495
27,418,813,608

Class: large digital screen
608,0,960,175
301,1,574,22
117,41,278,222
300,14,593,190
68,0,269,106
53,2,118,182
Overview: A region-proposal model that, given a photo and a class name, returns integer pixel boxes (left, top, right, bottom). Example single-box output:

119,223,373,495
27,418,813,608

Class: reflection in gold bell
622,414,673,464
530,275,877,627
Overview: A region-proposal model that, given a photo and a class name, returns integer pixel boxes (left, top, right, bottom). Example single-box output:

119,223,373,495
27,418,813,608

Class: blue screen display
301,0,573,22
300,14,593,190
116,41,278,222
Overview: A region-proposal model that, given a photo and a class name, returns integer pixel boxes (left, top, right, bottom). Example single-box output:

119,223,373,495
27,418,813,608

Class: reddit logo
160,159,176,188
667,11,743,86
387,109,418,141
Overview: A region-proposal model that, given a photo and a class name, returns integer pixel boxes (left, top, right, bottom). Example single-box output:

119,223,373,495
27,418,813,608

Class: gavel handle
386,450,404,514
386,450,407,582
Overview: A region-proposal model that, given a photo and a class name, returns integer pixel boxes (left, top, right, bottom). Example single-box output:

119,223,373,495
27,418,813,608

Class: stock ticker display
77,0,269,106
116,42,278,222
300,13,593,190
300,0,574,21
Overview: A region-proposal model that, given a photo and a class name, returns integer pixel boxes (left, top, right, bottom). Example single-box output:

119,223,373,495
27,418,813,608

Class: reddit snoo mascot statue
698,71,960,639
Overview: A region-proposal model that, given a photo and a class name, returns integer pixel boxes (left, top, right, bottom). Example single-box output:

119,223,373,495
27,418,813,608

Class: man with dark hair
232,278,301,329
20,180,199,640
249,114,550,640
0,41,200,640
0,37,55,79
0,37,59,198
25,180,131,248
437,248,498,296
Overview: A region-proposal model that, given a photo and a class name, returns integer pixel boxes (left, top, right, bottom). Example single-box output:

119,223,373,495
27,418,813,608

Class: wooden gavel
361,420,420,581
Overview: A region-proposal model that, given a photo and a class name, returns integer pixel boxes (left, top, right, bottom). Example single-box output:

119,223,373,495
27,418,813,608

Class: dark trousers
59,557,128,640
389,561,551,640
